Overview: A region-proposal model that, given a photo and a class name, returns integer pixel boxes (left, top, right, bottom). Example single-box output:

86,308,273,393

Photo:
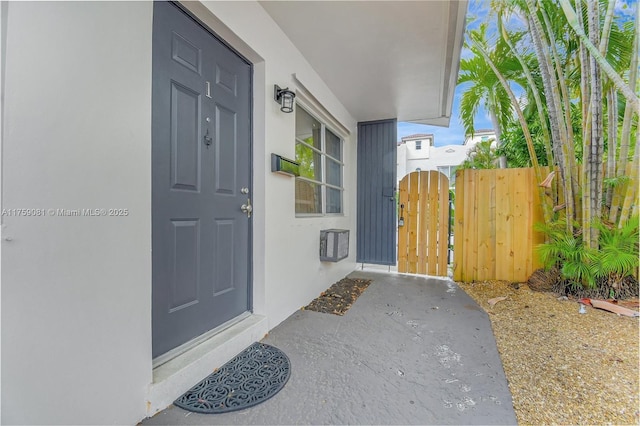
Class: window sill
295,213,344,218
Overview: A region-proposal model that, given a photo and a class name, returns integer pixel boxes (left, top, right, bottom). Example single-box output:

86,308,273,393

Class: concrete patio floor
143,271,517,425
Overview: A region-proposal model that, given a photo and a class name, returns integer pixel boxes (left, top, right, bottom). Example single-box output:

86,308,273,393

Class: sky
398,0,638,147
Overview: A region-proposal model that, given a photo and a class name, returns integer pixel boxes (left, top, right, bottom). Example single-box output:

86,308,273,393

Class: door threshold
153,312,252,369
147,313,268,416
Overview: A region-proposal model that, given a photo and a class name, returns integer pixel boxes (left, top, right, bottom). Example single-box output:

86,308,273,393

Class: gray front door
152,2,252,359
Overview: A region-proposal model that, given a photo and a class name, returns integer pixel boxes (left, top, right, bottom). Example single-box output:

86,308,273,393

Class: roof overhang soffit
260,1,468,126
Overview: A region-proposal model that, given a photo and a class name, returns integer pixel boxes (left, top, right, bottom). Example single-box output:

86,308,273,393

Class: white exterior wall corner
2,1,358,424
1,2,153,425
397,144,407,182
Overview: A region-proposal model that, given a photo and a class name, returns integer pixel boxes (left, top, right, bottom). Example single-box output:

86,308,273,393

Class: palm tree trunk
619,139,639,226
576,0,590,152
489,109,507,168
604,88,617,213
600,0,616,216
540,2,581,223
609,6,639,224
525,3,574,230
560,0,640,115
599,0,616,55
576,0,591,234
586,0,604,249
472,40,551,225
499,16,553,168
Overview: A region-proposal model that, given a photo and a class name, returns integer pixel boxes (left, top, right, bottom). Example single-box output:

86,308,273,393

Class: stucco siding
1,2,153,424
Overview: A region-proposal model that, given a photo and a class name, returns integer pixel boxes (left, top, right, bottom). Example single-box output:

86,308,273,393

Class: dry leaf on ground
303,278,371,315
488,296,507,307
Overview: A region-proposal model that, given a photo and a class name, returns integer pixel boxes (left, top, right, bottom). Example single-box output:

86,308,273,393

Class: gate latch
398,203,405,227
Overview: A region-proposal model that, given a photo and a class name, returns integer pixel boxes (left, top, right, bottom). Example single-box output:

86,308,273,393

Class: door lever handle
240,198,252,218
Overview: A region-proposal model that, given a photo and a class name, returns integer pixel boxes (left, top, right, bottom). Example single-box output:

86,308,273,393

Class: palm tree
475,0,637,239
560,0,640,114
457,23,521,168
459,138,499,170
496,0,637,239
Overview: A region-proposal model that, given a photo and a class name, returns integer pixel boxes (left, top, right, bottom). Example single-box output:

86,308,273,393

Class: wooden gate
398,170,450,275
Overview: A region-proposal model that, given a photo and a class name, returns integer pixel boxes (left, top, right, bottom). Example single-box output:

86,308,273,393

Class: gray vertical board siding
356,119,397,265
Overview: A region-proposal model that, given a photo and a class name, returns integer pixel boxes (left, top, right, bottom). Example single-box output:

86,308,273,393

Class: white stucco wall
463,130,496,147
1,2,153,424
415,145,472,170
397,143,475,185
1,1,358,424
397,144,407,185
404,137,430,160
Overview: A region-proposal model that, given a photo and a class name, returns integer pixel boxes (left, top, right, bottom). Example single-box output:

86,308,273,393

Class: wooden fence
398,170,450,276
453,167,549,282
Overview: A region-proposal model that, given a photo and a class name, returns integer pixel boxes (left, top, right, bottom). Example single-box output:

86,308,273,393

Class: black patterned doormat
174,342,291,414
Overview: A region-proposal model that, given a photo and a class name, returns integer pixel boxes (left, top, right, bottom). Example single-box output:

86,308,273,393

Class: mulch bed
303,277,372,315
459,280,639,425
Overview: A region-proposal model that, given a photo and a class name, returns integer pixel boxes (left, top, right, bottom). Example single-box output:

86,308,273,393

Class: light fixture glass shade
274,85,296,113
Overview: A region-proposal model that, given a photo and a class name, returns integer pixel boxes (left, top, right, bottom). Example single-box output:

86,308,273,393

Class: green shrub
536,215,639,289
592,217,640,283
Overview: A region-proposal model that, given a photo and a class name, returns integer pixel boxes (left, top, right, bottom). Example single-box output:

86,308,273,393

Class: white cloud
614,0,637,17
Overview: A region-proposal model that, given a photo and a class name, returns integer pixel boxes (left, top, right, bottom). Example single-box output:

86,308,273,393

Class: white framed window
295,107,344,215
415,140,422,150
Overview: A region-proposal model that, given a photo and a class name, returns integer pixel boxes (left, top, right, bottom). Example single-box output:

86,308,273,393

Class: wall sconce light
274,85,296,113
